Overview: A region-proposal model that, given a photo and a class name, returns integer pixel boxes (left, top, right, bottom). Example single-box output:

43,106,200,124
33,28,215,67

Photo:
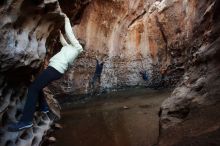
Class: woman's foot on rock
8,122,33,132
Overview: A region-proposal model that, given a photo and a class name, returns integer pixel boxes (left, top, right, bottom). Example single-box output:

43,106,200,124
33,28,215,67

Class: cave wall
0,0,89,145
59,0,195,94
56,0,155,94
160,0,220,128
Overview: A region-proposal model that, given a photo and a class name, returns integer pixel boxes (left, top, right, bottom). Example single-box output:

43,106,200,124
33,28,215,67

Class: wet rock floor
50,88,171,146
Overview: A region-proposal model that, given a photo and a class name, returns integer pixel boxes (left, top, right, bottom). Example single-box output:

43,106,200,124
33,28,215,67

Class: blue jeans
20,66,63,123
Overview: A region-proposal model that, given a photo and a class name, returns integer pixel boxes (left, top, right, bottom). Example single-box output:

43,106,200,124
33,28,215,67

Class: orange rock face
59,0,199,94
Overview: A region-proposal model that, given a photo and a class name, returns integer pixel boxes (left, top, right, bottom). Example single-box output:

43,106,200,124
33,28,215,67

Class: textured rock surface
57,0,189,95
159,0,220,128
0,0,89,145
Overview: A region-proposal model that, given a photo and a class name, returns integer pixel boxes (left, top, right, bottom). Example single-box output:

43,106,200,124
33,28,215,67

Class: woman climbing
8,13,83,131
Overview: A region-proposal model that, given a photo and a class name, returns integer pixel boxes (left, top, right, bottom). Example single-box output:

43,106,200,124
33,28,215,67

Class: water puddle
52,88,171,146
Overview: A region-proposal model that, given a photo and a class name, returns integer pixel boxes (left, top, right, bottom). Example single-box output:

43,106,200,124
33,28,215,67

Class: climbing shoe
8,122,33,132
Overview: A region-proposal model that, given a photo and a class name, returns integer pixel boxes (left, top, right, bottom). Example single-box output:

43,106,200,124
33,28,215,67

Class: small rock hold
123,106,129,109
47,137,56,143
54,123,63,129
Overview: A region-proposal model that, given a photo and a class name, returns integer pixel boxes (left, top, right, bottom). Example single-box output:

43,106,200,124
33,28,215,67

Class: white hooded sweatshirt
49,17,83,74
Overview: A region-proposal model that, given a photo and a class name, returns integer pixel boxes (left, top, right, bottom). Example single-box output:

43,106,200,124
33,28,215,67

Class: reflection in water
53,88,171,146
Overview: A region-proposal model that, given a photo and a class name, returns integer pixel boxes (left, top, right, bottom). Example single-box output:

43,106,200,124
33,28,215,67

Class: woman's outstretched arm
64,16,83,53
59,30,68,46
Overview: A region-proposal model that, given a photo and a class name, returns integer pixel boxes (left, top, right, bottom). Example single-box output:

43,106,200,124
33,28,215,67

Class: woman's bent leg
20,66,62,123
39,91,49,113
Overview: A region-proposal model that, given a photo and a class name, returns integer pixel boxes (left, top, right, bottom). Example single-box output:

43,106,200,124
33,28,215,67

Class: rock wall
58,0,213,96
0,0,89,145
59,0,190,95
159,0,220,128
